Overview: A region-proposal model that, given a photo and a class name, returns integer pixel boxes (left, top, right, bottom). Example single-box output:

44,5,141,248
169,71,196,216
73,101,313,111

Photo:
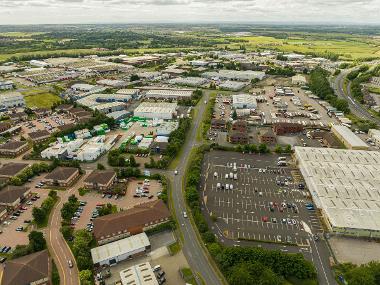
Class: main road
170,92,225,285
333,68,380,127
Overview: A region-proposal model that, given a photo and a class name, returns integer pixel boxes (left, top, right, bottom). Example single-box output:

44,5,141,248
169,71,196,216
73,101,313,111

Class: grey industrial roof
295,147,380,231
91,233,150,264
331,125,368,148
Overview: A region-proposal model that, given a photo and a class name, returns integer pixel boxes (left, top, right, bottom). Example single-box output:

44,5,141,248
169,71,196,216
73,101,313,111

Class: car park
202,151,316,247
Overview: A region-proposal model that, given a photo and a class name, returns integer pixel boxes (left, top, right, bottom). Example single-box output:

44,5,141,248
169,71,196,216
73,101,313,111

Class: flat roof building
144,89,193,100
331,124,369,150
295,147,380,238
0,91,25,109
120,262,159,285
368,129,380,147
134,102,177,120
232,94,257,109
203,70,266,81
91,232,151,266
219,80,248,91
292,74,307,85
168,77,208,87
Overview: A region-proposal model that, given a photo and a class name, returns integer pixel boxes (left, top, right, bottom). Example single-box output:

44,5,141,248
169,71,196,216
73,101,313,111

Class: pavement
332,69,380,126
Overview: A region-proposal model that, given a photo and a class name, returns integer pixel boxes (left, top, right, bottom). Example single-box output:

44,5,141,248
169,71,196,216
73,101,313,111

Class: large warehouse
133,102,178,119
91,233,150,266
144,89,193,100
331,124,369,150
294,147,380,238
232,94,257,109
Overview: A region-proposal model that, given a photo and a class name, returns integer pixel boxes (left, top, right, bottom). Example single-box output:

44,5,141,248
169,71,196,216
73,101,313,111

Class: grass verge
168,241,181,255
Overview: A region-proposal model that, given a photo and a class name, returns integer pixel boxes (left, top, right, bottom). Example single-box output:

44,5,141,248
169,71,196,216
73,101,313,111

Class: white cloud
0,0,379,24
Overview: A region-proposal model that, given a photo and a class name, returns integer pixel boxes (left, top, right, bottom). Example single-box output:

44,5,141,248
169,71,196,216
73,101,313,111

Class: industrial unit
368,129,380,146
133,102,178,119
202,70,266,81
144,89,193,100
168,76,208,87
0,92,25,109
91,233,151,266
119,262,159,285
295,147,380,238
232,94,257,109
331,124,369,150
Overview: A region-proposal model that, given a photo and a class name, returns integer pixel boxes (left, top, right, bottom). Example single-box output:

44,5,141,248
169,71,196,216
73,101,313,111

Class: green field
224,35,380,60
368,86,380,94
22,89,61,108
0,26,379,62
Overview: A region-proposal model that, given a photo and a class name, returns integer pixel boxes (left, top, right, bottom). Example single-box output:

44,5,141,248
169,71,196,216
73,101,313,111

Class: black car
0,257,7,263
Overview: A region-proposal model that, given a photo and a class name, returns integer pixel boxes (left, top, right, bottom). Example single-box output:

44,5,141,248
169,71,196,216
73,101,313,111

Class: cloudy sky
0,0,379,25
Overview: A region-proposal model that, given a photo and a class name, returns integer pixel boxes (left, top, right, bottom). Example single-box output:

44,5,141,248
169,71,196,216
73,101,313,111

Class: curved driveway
46,174,89,285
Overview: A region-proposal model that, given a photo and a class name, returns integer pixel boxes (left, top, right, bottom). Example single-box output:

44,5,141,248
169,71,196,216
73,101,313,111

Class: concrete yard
104,231,188,285
329,236,380,265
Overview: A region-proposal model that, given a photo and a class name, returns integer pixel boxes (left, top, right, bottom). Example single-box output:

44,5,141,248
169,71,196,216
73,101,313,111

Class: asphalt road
333,69,380,126
170,92,225,285
46,175,89,285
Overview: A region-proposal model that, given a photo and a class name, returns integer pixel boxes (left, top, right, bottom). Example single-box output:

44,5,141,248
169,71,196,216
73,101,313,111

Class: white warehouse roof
295,147,380,233
331,124,368,149
232,94,257,109
134,102,177,119
120,262,158,285
91,233,150,265
145,89,192,99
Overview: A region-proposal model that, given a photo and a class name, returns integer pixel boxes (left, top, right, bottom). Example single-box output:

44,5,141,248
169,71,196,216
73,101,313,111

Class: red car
261,216,269,222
